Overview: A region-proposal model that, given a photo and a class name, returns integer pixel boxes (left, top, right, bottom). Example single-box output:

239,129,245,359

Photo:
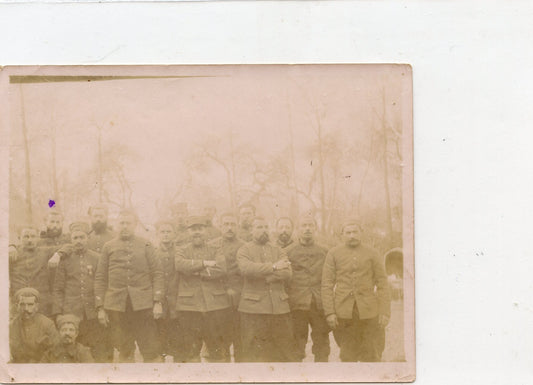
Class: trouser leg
240,312,269,362
333,317,359,362
203,308,231,362
270,313,298,362
352,304,380,362
230,310,243,362
78,318,114,363
108,306,135,363
291,310,310,361
132,307,161,362
176,311,203,362
309,303,330,362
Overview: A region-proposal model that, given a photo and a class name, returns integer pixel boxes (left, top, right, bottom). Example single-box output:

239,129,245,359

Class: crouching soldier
41,314,94,363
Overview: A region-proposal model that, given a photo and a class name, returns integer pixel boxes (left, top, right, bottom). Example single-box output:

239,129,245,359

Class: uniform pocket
212,290,227,296
242,293,261,301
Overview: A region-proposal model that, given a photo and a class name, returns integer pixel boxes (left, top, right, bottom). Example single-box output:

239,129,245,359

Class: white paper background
1,1,532,384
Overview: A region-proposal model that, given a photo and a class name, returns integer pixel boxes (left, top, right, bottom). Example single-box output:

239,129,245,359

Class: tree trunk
20,85,33,223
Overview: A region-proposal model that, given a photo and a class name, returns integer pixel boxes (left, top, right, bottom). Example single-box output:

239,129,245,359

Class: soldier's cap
15,287,40,302
155,219,175,231
88,204,108,215
118,208,139,221
69,221,90,234
341,218,363,232
57,314,81,330
187,216,207,228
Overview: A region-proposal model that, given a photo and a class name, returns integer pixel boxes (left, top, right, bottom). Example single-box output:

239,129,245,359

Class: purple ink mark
48,200,55,208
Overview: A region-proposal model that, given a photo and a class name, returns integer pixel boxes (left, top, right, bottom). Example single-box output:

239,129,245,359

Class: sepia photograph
1,64,414,382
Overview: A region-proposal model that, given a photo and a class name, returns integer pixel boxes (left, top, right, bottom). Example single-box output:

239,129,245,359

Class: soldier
52,221,113,362
171,202,190,247
208,212,245,362
237,217,297,362
154,220,181,361
87,204,116,254
321,220,391,362
9,226,55,317
94,209,164,363
9,288,59,363
275,217,294,249
237,204,255,242
38,209,71,299
203,206,222,241
41,314,94,363
175,216,232,363
38,209,70,249
286,215,330,362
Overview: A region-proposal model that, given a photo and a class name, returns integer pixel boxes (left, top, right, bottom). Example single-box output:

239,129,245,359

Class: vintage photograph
1,64,414,382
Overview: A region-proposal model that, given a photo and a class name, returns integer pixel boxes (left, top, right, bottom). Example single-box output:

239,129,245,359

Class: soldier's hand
273,259,290,270
153,302,163,319
203,260,217,268
378,314,390,327
326,314,338,330
97,308,109,327
9,245,18,263
48,252,61,268
57,243,74,258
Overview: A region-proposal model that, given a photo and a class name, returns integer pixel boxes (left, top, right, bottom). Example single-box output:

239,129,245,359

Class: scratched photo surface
0,65,414,383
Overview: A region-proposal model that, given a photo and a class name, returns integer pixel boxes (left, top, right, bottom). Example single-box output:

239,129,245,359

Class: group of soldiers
8,202,391,364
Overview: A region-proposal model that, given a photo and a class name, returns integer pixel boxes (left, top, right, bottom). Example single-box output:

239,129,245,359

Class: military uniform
237,241,297,362
209,236,245,362
10,312,59,363
154,243,181,360
87,227,116,254
38,231,70,310
286,240,330,362
94,235,164,362
52,244,113,362
276,238,294,249
237,227,253,243
41,342,94,363
175,243,232,362
321,243,390,362
10,247,55,317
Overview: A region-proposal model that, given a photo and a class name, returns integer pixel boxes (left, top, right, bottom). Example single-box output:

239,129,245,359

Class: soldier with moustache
208,212,245,362
321,220,391,362
237,204,255,242
9,226,56,317
154,220,181,361
41,314,94,363
286,215,330,362
9,288,59,363
237,216,298,362
174,216,232,363
52,221,113,362
87,204,116,254
94,209,165,363
275,217,294,249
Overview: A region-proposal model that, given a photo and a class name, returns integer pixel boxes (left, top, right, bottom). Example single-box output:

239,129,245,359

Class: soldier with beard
41,314,94,363
237,217,297,362
87,204,116,254
10,226,56,317
208,212,245,362
237,204,255,242
38,209,71,250
154,220,181,361
321,220,391,362
52,222,113,362
9,288,59,363
175,216,232,363
94,209,164,363
275,217,294,249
